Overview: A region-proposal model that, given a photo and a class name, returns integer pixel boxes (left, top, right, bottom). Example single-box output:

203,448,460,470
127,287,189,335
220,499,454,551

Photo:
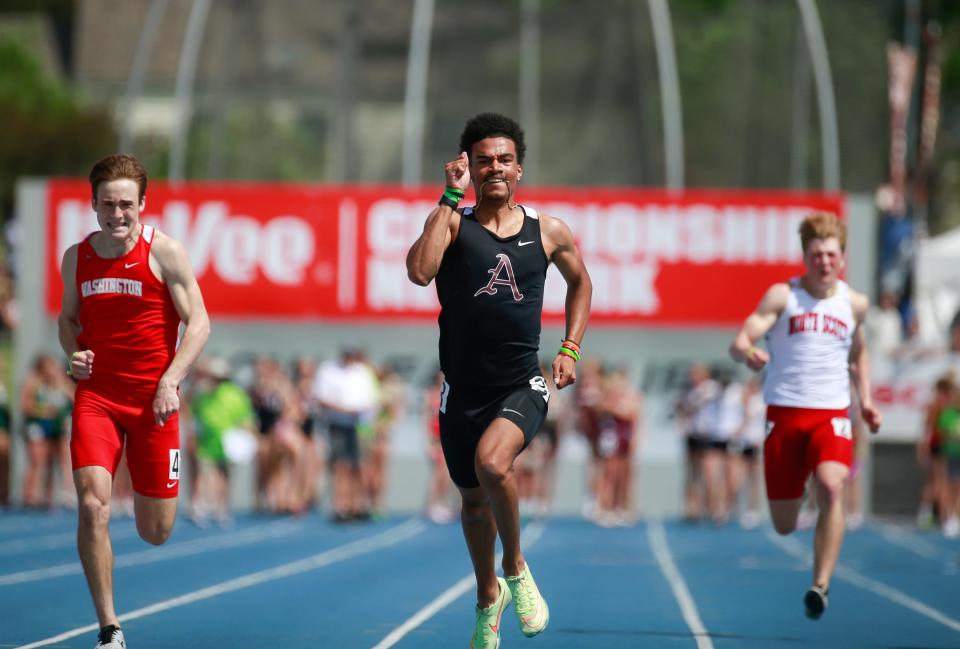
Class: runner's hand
70,350,94,380
744,346,769,372
444,152,471,192
861,402,882,433
553,354,576,389
153,380,180,426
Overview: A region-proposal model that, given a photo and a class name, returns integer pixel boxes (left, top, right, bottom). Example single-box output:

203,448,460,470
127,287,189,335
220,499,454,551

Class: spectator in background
949,309,960,354
916,373,953,529
250,356,287,512
189,356,255,528
315,345,379,522
731,376,765,528
294,356,324,513
675,363,716,522
269,379,310,515
574,358,604,520
0,262,17,338
594,366,642,526
424,368,454,523
863,290,902,359
0,355,10,507
21,353,74,508
934,377,960,538
702,368,743,525
364,363,402,519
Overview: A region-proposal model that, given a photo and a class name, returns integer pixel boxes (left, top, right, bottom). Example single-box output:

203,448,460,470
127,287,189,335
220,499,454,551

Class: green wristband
558,347,580,361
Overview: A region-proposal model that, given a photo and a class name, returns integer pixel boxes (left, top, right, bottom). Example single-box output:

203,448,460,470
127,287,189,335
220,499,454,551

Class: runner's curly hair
459,113,526,164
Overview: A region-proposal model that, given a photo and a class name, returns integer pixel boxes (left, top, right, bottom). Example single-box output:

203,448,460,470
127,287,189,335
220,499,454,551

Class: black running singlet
435,205,548,387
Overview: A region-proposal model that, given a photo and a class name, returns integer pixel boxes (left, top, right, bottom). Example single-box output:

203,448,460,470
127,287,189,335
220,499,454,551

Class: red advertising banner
46,181,843,326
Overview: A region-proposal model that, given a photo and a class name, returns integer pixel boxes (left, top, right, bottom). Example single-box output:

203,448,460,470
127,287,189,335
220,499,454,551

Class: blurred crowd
916,371,960,537
1,299,960,536
183,347,406,527
673,363,868,531
0,346,649,529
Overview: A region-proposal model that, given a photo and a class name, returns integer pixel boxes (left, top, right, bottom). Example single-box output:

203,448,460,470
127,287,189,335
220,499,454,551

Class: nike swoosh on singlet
166,482,177,488
518,240,534,247
125,262,139,269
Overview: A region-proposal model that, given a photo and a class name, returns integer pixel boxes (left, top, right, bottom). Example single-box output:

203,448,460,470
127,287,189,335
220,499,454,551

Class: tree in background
0,36,115,227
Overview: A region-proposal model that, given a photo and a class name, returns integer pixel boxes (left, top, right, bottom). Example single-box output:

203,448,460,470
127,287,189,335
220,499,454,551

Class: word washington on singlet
81,277,144,297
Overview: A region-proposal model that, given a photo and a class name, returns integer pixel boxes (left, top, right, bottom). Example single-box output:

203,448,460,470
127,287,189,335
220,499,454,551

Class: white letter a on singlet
474,253,524,301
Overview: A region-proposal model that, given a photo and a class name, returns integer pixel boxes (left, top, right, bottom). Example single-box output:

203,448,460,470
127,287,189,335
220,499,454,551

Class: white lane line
14,518,426,649
647,519,715,649
874,522,946,561
766,530,960,633
0,518,305,586
370,520,546,649
0,527,139,555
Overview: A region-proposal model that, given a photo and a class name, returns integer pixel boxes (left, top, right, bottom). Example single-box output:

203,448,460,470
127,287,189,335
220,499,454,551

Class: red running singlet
75,224,180,400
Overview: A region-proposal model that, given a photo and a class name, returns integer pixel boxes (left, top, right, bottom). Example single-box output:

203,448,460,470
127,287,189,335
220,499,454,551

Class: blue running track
1,510,958,648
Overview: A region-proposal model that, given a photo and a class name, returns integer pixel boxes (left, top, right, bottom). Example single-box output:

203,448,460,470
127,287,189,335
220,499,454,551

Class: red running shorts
763,404,853,500
71,386,181,498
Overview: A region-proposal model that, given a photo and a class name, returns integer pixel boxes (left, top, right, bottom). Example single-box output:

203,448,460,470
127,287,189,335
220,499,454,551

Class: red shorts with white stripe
763,404,853,500
71,386,181,498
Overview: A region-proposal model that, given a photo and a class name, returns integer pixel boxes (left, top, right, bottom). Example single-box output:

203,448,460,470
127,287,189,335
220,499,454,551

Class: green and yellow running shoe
505,562,549,637
470,577,512,649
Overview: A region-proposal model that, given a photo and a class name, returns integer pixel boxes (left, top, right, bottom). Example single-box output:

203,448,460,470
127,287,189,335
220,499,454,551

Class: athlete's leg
457,484,499,607
74,465,119,628
768,497,804,535
812,460,849,588
133,493,177,544
475,418,526,576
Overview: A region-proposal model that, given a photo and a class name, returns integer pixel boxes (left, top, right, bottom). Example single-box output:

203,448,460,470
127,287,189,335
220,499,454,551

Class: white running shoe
94,625,125,649
944,516,960,539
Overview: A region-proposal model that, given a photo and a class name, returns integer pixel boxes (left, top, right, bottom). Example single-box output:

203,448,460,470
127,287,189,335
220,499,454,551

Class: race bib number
529,375,550,403
439,380,450,414
169,449,181,480
831,417,852,440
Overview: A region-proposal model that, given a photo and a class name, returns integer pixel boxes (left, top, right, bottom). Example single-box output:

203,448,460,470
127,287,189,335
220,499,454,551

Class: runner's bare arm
543,214,591,389
849,291,882,433
407,152,469,285
57,245,94,379
152,232,211,423
729,282,789,372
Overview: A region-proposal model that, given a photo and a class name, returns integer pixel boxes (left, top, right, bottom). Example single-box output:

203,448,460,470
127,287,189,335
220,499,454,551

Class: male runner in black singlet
407,113,592,648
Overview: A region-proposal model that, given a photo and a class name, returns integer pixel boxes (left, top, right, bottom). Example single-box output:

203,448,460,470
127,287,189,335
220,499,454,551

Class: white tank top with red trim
763,278,854,409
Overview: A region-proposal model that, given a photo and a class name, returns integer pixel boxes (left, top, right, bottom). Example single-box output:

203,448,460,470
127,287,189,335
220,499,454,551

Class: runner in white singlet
729,212,881,621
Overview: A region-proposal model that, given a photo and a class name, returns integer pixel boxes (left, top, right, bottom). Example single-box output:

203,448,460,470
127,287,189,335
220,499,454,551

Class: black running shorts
438,376,550,489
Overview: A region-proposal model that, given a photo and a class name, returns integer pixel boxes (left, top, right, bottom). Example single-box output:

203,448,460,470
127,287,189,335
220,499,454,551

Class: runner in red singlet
58,154,210,649
729,212,881,620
